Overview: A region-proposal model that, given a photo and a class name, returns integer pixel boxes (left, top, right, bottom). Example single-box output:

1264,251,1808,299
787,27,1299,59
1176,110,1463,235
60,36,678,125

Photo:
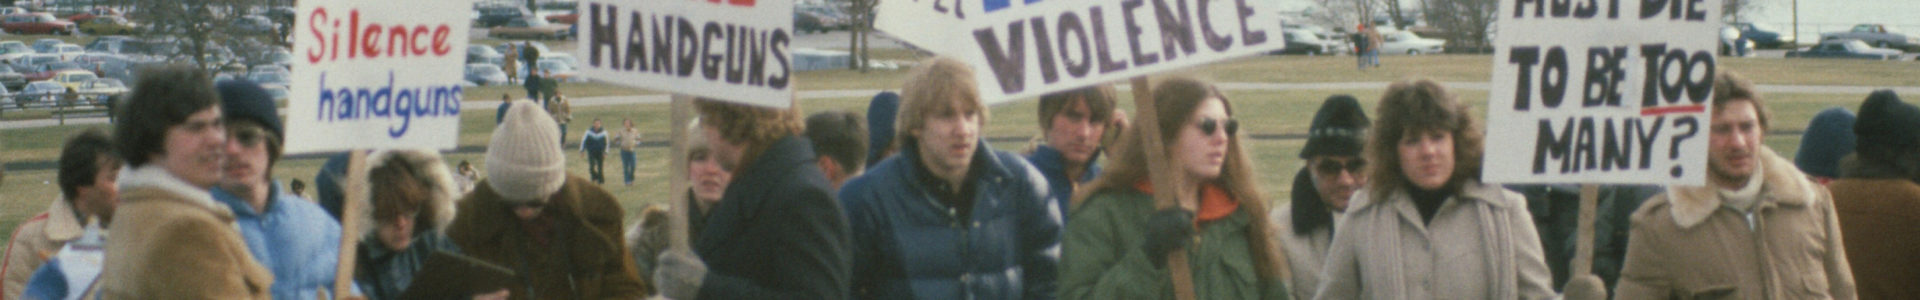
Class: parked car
77,78,125,106
50,70,95,90
12,53,58,74
1720,26,1754,57
3,13,74,35
545,12,578,25
0,7,26,16
520,58,581,82
1820,24,1919,52
78,15,137,35
490,17,570,40
1380,31,1445,55
31,38,61,53
247,71,290,90
50,43,82,61
26,60,82,80
475,5,530,28
465,63,508,86
0,65,23,90
1277,29,1343,55
0,41,32,65
0,84,15,110
1732,22,1794,49
62,7,121,24
17,81,64,107
234,15,276,34
794,6,847,34
467,44,504,65
1786,39,1901,60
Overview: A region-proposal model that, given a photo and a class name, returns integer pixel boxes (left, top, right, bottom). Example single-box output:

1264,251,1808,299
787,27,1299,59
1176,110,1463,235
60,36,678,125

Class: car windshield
64,73,96,81
58,45,78,52
0,44,24,54
33,14,53,22
1844,40,1872,50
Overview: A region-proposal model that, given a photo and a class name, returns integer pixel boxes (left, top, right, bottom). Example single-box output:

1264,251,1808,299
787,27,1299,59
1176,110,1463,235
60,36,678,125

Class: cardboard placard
573,0,795,108
1483,0,1724,185
284,0,470,154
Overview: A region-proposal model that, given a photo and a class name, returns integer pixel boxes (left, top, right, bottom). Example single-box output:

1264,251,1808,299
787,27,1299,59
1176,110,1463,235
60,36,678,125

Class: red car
545,13,577,25
3,13,75,35
63,8,121,24
23,61,83,82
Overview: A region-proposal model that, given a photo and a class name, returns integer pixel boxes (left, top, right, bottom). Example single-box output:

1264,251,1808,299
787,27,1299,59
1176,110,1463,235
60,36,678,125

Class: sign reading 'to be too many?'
284,0,470,154
1483,0,1724,185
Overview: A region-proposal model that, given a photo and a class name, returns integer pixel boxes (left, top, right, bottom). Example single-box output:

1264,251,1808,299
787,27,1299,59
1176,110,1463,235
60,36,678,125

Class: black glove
1140,208,1195,269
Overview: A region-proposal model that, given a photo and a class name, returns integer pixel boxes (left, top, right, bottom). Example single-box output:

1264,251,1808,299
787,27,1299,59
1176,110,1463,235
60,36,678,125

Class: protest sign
573,0,793,108
284,0,470,154
1483,0,1724,185
879,0,1287,104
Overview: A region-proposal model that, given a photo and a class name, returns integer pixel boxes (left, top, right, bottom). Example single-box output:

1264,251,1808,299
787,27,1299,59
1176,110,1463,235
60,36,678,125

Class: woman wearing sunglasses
1060,77,1291,300
1312,79,1554,299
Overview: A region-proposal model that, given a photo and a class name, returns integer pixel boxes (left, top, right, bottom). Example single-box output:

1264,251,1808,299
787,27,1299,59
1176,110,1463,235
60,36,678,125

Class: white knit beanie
486,100,566,203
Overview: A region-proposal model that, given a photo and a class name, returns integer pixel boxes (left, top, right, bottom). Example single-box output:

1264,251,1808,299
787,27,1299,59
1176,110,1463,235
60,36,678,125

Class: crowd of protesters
6,45,1920,300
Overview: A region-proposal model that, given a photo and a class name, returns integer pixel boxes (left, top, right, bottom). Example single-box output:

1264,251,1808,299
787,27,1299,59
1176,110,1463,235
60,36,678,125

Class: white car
52,44,84,61
0,41,33,65
1380,31,1446,55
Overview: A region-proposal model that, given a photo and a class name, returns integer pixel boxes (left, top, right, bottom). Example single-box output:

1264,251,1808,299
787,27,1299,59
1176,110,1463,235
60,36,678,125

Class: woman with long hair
1312,79,1552,299
1059,77,1290,299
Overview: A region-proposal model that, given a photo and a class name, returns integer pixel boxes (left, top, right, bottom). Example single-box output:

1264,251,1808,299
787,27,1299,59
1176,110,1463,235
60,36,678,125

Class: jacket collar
1028,144,1102,183
1663,147,1820,228
211,182,286,217
898,138,1012,191
1353,179,1514,212
116,164,227,215
42,196,84,242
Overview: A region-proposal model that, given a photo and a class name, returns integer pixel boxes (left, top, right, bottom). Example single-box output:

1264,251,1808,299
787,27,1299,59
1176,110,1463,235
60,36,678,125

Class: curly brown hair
1365,79,1484,199
1711,70,1770,130
694,98,804,170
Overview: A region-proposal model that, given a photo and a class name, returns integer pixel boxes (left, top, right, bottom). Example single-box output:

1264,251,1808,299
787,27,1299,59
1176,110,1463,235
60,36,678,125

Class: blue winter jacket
1025,145,1101,222
211,182,350,300
837,139,1063,300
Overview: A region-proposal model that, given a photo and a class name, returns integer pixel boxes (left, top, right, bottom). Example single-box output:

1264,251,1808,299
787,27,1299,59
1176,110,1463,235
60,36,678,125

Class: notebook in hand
396,250,516,299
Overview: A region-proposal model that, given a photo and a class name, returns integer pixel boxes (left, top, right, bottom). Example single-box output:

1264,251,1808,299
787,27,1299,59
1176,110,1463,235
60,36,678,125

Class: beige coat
2,198,83,300
1314,182,1554,300
1270,205,1340,300
1615,147,1855,299
548,96,571,125
611,127,641,152
91,165,273,299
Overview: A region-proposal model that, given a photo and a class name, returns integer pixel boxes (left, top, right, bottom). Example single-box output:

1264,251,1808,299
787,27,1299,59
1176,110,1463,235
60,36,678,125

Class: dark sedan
1734,22,1795,49
1787,40,1902,60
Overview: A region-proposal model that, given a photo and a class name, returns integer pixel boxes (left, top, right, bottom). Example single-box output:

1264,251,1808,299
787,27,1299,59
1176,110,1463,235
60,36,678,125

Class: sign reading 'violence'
574,0,792,108
880,0,1286,104
285,0,469,154
1483,0,1724,185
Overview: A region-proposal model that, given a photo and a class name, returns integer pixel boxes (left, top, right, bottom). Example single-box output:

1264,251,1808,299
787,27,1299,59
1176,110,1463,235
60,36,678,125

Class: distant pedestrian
503,46,519,84
495,93,513,124
454,160,480,194
611,119,641,186
547,91,571,146
580,119,608,184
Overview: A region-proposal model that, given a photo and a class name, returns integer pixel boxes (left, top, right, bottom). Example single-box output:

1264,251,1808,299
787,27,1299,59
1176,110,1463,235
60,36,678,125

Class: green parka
1059,188,1290,300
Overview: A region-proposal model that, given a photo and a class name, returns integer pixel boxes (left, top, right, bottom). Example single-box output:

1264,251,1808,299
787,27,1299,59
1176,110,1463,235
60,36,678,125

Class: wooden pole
667,95,696,251
332,150,367,298
1129,76,1197,300
1570,184,1599,277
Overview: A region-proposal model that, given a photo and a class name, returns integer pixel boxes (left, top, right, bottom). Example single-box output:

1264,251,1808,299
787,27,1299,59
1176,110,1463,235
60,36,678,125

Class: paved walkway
5,81,1916,130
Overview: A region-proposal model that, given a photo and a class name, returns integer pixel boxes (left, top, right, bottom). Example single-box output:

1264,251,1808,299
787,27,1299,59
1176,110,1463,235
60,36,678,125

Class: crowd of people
1,50,1917,300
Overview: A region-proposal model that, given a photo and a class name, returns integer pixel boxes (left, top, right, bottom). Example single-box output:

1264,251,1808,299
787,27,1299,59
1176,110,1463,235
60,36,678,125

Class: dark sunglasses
1197,118,1239,136
1314,159,1367,175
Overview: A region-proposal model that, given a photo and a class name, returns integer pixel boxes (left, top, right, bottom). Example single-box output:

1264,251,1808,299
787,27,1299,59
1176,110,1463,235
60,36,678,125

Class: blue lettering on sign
314,71,463,138
983,0,1045,13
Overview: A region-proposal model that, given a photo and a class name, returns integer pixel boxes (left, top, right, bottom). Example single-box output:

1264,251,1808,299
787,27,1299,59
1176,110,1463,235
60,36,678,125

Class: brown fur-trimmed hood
352,149,460,236
1662,147,1822,228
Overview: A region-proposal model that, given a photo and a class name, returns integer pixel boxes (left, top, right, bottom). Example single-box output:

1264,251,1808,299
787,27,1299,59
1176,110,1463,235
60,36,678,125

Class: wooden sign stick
1570,184,1599,277
667,95,696,252
333,150,367,298
1130,76,1198,300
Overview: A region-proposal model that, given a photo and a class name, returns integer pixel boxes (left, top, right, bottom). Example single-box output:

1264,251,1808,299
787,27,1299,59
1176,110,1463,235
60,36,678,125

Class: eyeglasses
1314,159,1367,175
229,126,270,147
1197,118,1239,136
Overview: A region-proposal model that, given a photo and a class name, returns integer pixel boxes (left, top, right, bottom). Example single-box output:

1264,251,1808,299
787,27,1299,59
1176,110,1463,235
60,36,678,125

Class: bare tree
1422,0,1496,53
1722,0,1762,22
131,0,281,70
837,0,875,72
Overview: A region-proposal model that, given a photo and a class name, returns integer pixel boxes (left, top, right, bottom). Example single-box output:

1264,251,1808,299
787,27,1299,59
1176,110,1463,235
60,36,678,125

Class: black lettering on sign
1030,17,1060,84
675,17,698,77
1665,115,1698,177
588,3,618,69
1058,12,1093,78
1644,47,1714,106
1153,0,1196,61
1541,46,1569,109
1198,0,1233,52
652,15,673,75
1121,0,1160,67
769,30,790,89
625,11,647,72
1090,7,1129,73
975,22,1027,94
1583,46,1627,108
1510,46,1540,110
1532,115,1668,174
1640,0,1706,20
1235,0,1265,46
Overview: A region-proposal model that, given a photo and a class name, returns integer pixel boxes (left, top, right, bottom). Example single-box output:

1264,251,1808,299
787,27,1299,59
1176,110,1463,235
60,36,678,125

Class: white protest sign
1483,0,1723,185
283,0,470,154
573,0,793,108
875,0,1041,54
879,0,1287,104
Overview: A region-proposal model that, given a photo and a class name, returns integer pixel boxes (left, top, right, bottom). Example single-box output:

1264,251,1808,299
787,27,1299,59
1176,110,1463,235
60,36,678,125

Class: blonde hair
896,57,989,148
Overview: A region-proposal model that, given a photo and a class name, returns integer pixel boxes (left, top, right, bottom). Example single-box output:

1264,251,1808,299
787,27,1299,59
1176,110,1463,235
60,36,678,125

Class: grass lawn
1,53,1909,235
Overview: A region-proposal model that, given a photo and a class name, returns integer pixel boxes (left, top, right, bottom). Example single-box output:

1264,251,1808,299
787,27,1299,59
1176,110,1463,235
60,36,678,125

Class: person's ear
816,156,842,180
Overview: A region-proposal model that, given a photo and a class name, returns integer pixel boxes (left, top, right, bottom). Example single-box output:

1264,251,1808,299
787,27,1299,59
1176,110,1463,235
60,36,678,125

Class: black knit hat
1300,95,1370,158
1855,90,1920,149
218,79,282,138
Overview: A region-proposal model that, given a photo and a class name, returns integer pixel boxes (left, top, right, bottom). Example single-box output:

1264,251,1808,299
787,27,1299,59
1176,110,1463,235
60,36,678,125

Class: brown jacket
447,174,647,300
2,198,83,300
1615,147,1856,299
1314,181,1555,300
92,165,273,299
1828,160,1920,299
